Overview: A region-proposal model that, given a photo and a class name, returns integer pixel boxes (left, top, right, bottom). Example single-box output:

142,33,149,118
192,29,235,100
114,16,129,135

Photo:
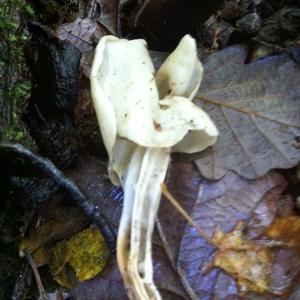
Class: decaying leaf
50,226,110,288
265,216,300,252
157,157,300,299
71,257,129,300
56,17,104,53
212,223,274,295
195,46,300,179
19,200,88,266
25,153,298,299
63,156,187,299
149,46,300,179
67,156,300,299
71,236,188,300
96,0,119,35
65,154,123,230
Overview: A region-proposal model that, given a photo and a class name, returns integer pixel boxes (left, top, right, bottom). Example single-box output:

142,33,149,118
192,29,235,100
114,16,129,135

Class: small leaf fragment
50,227,110,288
265,216,300,252
212,223,274,294
56,18,104,53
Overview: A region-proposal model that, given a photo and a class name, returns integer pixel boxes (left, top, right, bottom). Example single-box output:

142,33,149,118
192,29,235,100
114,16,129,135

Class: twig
0,143,116,252
161,182,215,246
25,251,48,300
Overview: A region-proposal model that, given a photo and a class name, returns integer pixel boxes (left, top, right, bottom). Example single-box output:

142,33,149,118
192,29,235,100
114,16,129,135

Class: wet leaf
71,236,188,300
212,223,274,295
38,154,300,299
19,201,88,265
50,226,110,288
195,46,300,179
65,157,188,299
157,156,300,299
265,216,300,252
56,17,104,53
96,0,119,35
65,154,123,230
71,258,128,299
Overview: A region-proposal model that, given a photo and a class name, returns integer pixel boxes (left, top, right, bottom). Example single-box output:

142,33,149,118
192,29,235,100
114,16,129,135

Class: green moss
0,0,36,146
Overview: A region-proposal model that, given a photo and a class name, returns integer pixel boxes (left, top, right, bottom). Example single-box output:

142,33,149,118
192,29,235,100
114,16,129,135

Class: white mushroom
90,34,218,300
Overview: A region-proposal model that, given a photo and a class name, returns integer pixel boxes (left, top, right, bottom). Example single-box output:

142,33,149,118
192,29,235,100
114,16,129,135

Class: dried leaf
157,157,300,299
212,223,274,295
19,155,117,271
56,17,104,53
96,0,119,35
65,157,187,299
265,216,300,252
71,258,129,299
52,154,300,299
195,46,300,179
50,226,110,288
19,203,88,265
71,238,188,300
152,240,189,300
65,155,123,230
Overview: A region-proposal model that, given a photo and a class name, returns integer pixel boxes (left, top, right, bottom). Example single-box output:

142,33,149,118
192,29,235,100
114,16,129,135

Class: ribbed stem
117,146,170,300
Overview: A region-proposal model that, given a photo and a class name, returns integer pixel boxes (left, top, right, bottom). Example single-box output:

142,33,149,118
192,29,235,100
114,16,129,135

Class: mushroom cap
91,35,218,185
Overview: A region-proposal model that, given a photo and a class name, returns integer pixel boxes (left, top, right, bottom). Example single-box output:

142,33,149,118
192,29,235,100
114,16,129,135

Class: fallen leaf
71,258,128,299
195,46,300,179
33,154,300,299
56,17,104,53
50,226,110,288
65,156,188,299
19,198,88,265
19,154,118,270
157,156,300,299
65,154,123,231
56,14,107,78
96,0,119,35
71,236,188,300
152,239,189,300
212,223,274,295
265,216,300,252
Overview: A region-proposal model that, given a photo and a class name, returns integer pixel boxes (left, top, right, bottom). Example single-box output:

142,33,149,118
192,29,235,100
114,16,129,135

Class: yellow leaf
19,204,87,260
212,222,274,294
49,226,110,288
32,246,51,267
265,216,300,252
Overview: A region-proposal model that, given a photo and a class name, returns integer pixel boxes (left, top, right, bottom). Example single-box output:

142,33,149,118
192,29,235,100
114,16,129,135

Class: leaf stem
161,183,216,247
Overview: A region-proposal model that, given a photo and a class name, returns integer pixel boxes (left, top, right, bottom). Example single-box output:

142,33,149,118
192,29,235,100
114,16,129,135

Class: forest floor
1,0,300,299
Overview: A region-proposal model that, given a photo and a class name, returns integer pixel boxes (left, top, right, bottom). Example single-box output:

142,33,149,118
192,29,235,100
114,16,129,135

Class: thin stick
25,251,48,300
0,143,116,251
161,183,215,246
